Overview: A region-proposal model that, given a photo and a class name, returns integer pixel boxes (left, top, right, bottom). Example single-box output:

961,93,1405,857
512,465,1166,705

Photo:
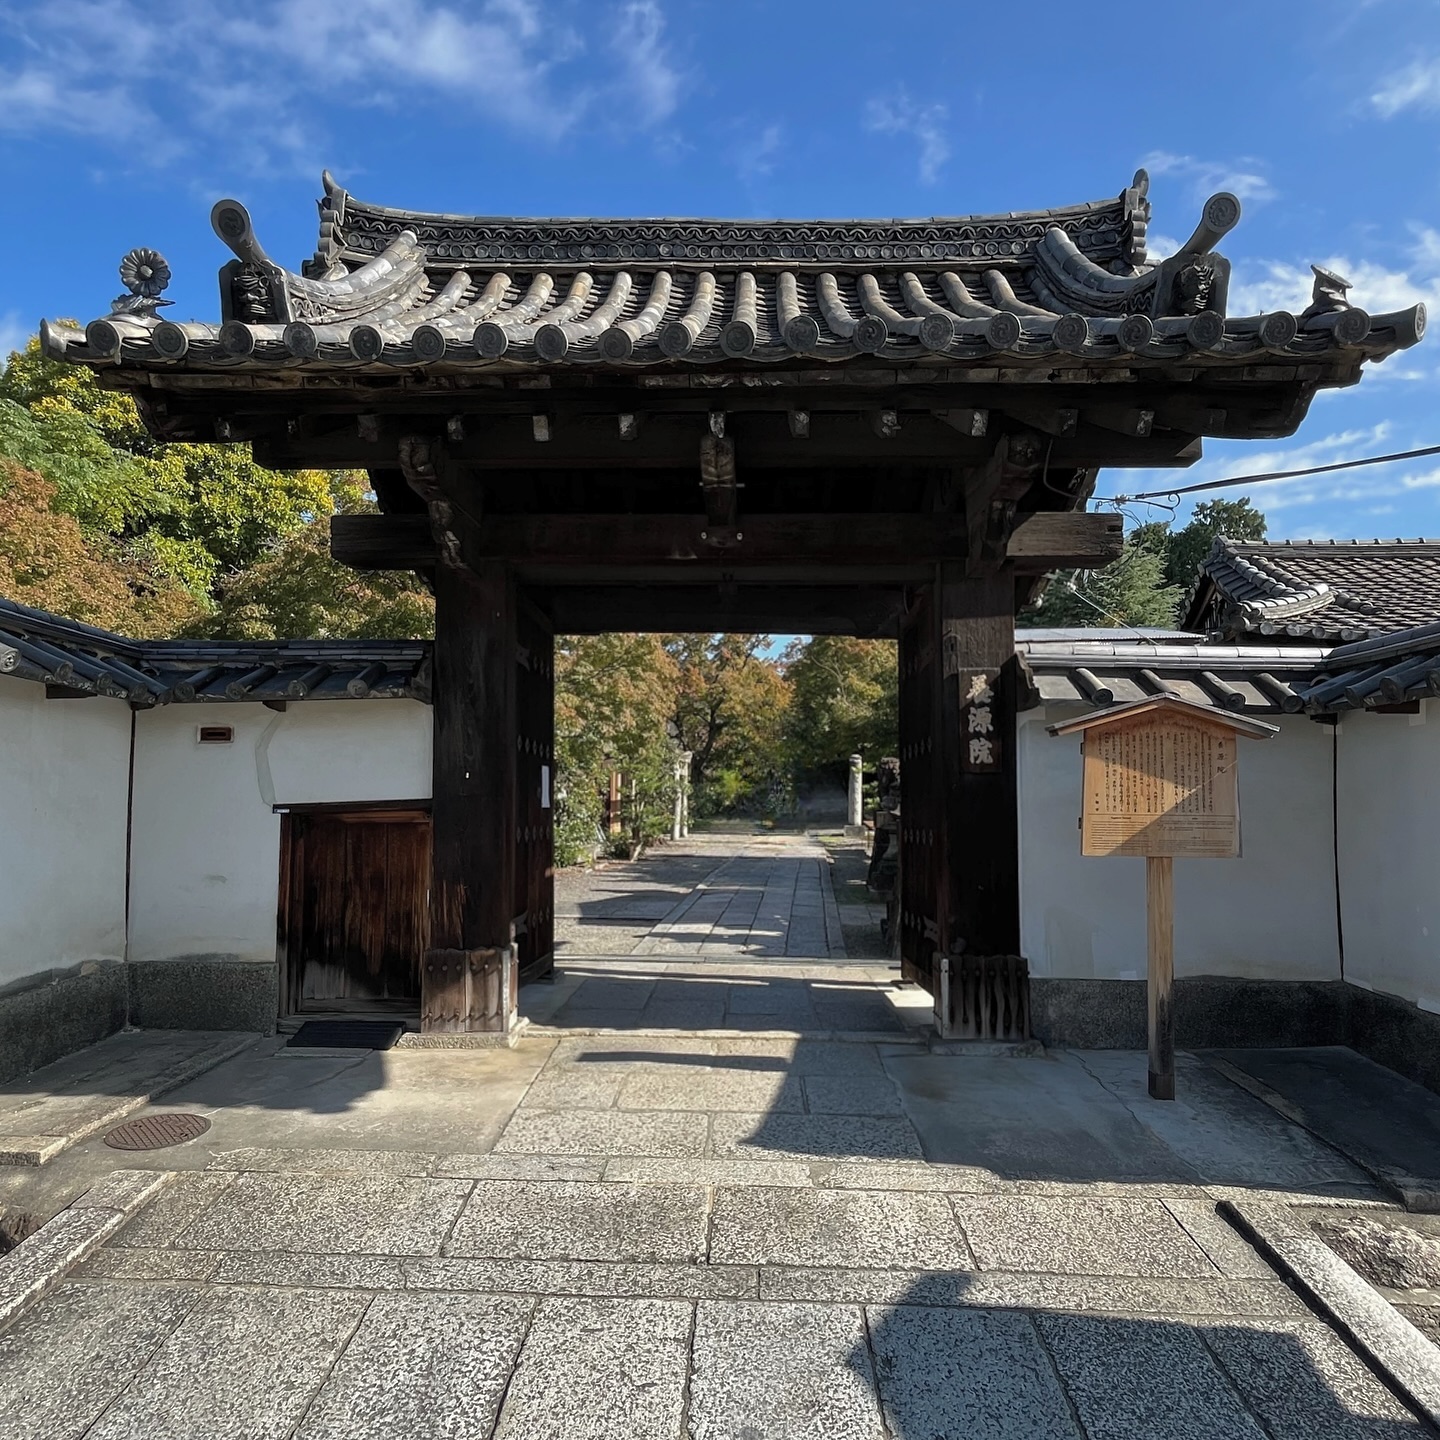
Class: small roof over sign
1046,693,1280,739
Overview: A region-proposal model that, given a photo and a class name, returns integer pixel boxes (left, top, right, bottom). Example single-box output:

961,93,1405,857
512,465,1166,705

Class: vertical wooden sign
1049,696,1277,1100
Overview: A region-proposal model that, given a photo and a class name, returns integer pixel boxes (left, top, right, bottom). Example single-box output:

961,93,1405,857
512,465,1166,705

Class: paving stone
868,1304,1081,1438
211,1252,408,1289
296,1292,534,1439
819,1161,993,1192
495,1110,708,1157
1037,1313,1269,1439
520,1070,624,1110
710,1186,971,1269
433,1153,605,1182
803,1075,904,1115
688,1300,885,1439
110,1170,237,1248
495,1297,691,1440
616,1069,804,1113
70,1168,175,1213
172,1172,473,1256
565,978,656,1010
78,1247,223,1282
0,1281,197,1440
85,1288,370,1440
957,1196,1220,1277
405,1257,757,1299
603,1158,815,1188
446,1180,708,1263
711,1112,925,1162
1202,1316,1421,1439
758,1267,1308,1316
0,1205,133,1329
1163,1197,1276,1279
640,999,729,1028
206,1147,438,1175
710,1037,887,1076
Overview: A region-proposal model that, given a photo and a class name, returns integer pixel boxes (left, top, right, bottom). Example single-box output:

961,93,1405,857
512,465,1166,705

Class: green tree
665,634,789,814
0,335,337,615
1163,497,1267,590
782,637,898,784
1024,538,1184,628
553,633,682,863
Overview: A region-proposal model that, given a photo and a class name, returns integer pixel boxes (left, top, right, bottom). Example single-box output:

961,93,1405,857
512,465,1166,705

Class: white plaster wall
128,700,431,965
1336,703,1440,1009
1018,708,1340,982
0,676,131,985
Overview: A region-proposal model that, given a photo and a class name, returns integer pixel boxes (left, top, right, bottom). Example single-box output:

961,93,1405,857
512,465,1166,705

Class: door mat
287,1020,406,1050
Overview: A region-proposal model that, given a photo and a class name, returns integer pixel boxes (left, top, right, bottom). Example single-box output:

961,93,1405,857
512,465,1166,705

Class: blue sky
2,0,1440,541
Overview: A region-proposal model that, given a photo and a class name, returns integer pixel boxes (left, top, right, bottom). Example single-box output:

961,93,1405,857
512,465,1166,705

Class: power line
1110,442,1440,504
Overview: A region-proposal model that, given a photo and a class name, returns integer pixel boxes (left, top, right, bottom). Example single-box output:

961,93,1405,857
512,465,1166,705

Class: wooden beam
1005,511,1124,570
539,584,906,636
335,512,971,569
424,557,516,1034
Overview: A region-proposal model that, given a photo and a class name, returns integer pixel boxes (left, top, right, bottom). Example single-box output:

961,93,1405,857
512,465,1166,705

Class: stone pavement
0,833,1433,1435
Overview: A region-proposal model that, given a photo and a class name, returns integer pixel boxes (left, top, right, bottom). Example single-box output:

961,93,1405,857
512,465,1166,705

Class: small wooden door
279,809,431,1013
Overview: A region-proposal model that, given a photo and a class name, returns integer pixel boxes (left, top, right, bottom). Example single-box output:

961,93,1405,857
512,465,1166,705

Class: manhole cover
104,1113,211,1151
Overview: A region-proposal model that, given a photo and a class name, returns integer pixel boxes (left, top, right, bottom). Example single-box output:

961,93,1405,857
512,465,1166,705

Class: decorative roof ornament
109,247,173,319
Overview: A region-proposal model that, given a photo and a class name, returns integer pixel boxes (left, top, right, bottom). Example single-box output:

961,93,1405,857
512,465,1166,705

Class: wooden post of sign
1146,854,1174,1099
1048,695,1278,1102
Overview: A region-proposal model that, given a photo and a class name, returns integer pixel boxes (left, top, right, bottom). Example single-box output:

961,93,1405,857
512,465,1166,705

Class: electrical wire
1108,441,1440,504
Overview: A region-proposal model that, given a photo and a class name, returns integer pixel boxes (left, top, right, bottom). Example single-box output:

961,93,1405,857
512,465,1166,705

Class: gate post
424,556,519,1034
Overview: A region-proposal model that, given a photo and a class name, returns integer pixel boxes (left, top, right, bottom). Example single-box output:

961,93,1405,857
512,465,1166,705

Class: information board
1080,713,1240,858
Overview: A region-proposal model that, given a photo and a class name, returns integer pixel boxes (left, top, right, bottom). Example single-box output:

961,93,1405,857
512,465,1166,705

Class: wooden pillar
1146,855,1175,1099
424,557,517,1033
938,562,1020,960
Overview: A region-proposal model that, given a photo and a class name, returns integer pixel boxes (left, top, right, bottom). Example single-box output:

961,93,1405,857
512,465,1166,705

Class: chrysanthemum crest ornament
109,248,173,319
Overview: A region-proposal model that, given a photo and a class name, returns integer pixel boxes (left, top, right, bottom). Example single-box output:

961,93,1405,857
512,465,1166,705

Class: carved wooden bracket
398,434,484,571
699,432,738,528
966,432,1045,573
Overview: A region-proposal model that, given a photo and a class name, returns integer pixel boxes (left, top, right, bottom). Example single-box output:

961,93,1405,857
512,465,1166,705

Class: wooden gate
898,586,941,990
279,807,431,1013
515,601,556,981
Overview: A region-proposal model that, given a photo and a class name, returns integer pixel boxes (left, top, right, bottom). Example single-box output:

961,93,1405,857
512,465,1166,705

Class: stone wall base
1031,976,1440,1096
0,963,129,1086
127,957,279,1035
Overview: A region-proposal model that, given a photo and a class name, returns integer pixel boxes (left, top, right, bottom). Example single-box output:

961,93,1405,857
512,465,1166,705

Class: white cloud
864,90,949,184
1226,254,1440,318
730,123,783,184
1139,150,1275,206
0,0,683,173
1371,56,1440,117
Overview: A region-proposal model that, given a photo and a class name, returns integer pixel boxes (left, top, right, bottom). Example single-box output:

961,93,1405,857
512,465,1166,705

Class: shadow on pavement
843,1276,1426,1438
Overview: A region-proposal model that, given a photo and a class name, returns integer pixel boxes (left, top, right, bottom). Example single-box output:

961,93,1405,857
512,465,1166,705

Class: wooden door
280,809,431,1013
515,601,556,982
898,584,941,991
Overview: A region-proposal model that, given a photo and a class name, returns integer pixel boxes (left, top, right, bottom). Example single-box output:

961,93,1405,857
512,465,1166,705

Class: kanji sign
960,671,1000,772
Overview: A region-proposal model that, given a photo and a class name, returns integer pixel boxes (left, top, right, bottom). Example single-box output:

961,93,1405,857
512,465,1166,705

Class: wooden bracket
699,432,739,528
966,433,1045,573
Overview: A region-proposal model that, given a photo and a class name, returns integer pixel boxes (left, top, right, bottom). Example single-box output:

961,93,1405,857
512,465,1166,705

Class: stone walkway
527,834,907,1034
0,833,1432,1436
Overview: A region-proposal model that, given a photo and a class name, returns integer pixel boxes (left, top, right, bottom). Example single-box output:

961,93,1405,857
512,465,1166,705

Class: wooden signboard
1049,696,1277,1101
1080,710,1240,859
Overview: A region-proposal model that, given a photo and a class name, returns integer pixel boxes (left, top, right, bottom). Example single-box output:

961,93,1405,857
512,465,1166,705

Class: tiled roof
1183,538,1440,642
1017,632,1325,713
41,170,1425,378
0,597,428,706
1291,619,1440,712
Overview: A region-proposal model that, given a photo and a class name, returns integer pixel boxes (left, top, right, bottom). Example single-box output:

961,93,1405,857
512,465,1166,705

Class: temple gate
45,169,1424,1035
